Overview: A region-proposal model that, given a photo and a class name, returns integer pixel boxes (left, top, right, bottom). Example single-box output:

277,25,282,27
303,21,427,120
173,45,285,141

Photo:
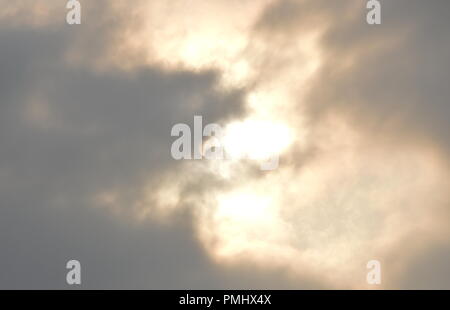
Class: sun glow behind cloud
222,119,293,161
109,0,450,288
11,0,446,288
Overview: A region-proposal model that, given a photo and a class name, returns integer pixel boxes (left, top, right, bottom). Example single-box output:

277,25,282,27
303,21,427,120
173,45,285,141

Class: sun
222,118,294,162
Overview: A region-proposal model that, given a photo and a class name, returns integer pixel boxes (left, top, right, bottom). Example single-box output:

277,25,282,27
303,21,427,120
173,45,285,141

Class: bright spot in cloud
216,191,273,223
222,119,294,161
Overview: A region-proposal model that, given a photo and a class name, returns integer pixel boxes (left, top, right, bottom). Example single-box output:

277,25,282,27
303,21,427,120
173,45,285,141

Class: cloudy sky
1,0,449,289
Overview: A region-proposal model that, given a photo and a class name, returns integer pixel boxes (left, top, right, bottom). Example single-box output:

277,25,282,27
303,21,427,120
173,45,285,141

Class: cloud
0,1,258,289
142,0,450,288
252,0,450,287
0,0,449,289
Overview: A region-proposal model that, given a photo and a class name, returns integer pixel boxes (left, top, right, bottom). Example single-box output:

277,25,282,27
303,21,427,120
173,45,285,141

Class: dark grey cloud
0,4,271,289
394,240,450,290
255,0,450,154
304,0,450,153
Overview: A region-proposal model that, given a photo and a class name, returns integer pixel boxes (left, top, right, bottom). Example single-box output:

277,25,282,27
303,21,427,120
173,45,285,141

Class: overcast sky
0,0,449,289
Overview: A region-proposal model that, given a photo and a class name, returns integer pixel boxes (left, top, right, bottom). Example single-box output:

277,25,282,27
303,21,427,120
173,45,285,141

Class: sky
0,0,449,289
